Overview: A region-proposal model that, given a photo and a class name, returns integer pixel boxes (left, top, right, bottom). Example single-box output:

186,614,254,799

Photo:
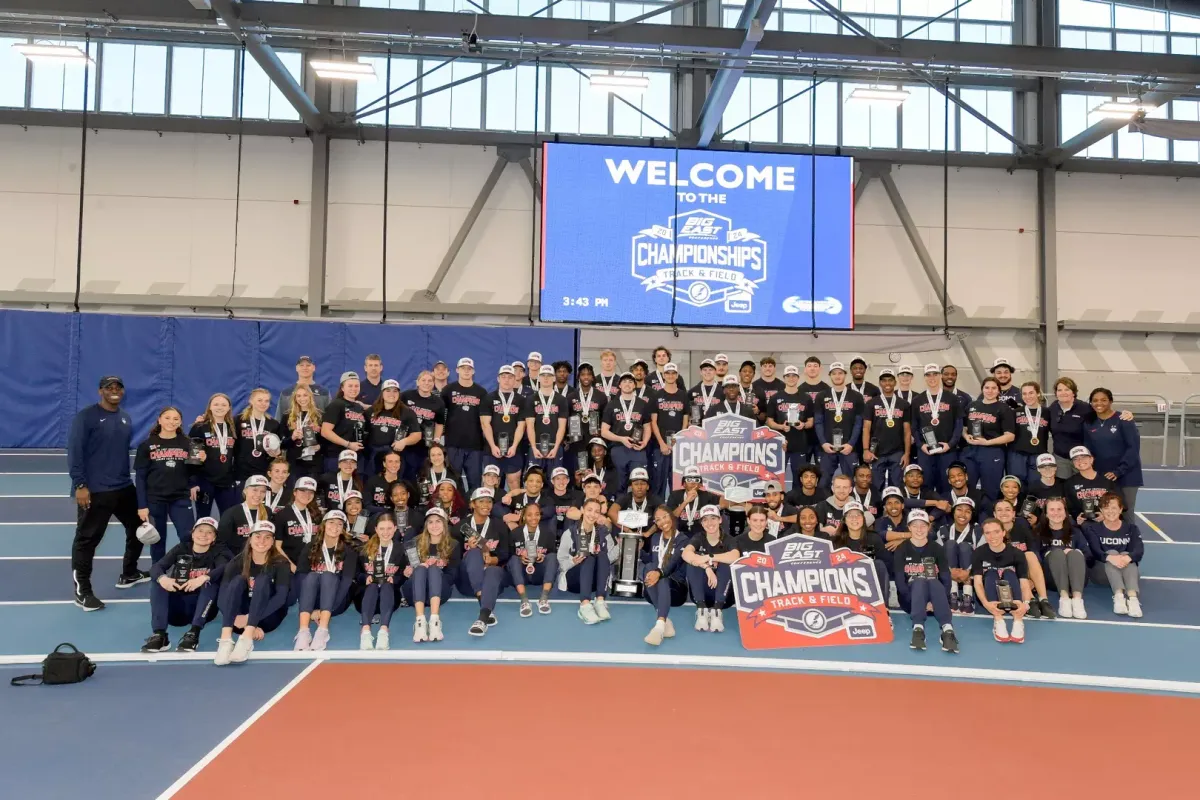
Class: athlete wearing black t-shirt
441,359,490,491
971,519,1031,644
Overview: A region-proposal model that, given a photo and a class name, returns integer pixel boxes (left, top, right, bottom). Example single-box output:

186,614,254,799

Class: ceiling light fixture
847,85,910,104
310,59,377,81
589,73,650,93
12,43,92,64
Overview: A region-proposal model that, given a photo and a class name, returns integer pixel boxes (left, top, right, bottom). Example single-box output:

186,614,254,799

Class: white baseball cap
714,353,729,363
907,509,930,524
528,351,543,362
683,465,702,479
339,371,360,384
700,504,721,518
898,365,914,376
881,486,903,500
953,496,976,509
457,357,475,369
425,507,449,521
538,364,554,375
903,463,923,474
344,489,363,502
1069,446,1092,459
722,375,739,385
251,519,277,534
629,467,650,482
294,477,317,492
136,521,160,545
991,357,1014,371
923,363,940,375
1036,453,1057,468
338,449,358,463
382,378,401,390
498,365,515,376
192,517,219,531
471,487,495,501
551,467,569,479
245,474,269,488
664,362,679,373
699,359,716,369
482,464,501,476
842,500,864,515
782,365,800,377
828,361,847,374
323,510,347,525
879,368,896,379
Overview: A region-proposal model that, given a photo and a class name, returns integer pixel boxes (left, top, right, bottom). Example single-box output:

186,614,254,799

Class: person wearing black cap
601,372,651,494
69,375,148,611
687,359,722,422
441,357,490,491
705,376,757,421
649,362,688,497
525,364,569,474
800,356,831,465
862,369,911,493
766,365,814,489
814,362,863,489
275,355,331,419
913,363,962,494
848,358,879,399
482,365,526,492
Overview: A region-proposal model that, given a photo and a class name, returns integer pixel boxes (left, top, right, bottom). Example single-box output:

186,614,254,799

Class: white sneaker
710,608,725,632
360,629,374,650
695,607,710,632
887,582,899,609
1057,595,1074,619
1010,617,1025,643
593,597,611,621
1113,594,1129,615
311,627,330,652
214,638,235,666
663,618,676,639
578,602,600,625
992,617,1009,643
230,634,254,663
293,628,312,651
1072,596,1087,619
429,615,444,642
413,615,428,643
376,628,390,650
644,621,665,646
1127,596,1143,618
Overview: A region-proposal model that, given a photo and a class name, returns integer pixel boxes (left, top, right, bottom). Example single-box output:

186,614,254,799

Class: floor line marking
0,494,69,498
0,556,149,561
1138,512,1200,517
1142,576,1200,583
1,648,1199,696
1137,511,1174,542
0,598,149,606
1140,487,1200,492
155,658,325,800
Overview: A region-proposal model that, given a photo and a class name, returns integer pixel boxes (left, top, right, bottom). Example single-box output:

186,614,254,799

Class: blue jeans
147,497,195,565
650,444,674,498
447,448,483,492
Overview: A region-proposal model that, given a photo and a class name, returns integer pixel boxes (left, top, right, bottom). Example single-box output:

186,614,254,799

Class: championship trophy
301,426,319,460
1082,497,1098,521
786,406,799,426
921,556,938,580
393,424,408,444
185,439,205,465
831,429,844,450
524,532,538,575
373,553,387,583
920,425,940,453
576,450,590,473
538,433,553,457
418,479,432,506
568,414,583,443
497,431,511,456
1019,496,1039,518
405,544,421,570
970,419,983,438
588,410,600,433
395,509,409,531
614,532,644,597
996,578,1016,610
630,424,643,445
868,437,879,454
173,553,194,585
422,424,435,447
690,403,702,422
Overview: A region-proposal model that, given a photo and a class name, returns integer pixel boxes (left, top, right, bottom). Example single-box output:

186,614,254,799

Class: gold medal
502,414,510,423
834,413,843,423
1030,436,1039,446
886,418,895,428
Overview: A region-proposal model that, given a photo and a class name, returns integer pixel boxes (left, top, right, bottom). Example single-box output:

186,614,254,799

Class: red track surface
176,663,1200,799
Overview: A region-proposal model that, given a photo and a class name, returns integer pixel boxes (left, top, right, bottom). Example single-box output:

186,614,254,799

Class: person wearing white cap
641,505,690,645
666,466,720,535
1032,497,1088,619
687,359,721,421
498,467,555,532
649,361,687,497
900,464,951,525
874,486,907,541
320,371,366,473
441,357,490,491
275,476,320,574
525,351,544,394
547,466,581,533
402,508,463,643
814,361,864,490
213,520,292,665
358,511,405,650
505,502,558,617
681,505,737,632
400,370,447,481
765,365,814,489
1062,446,1116,524
961,376,1016,504
357,353,385,408
601,372,652,494
319,449,364,514
935,496,983,613
140,517,228,654
713,353,730,380
609,467,661,539
524,364,569,475
913,363,962,495
570,472,613,522
365,379,422,481
294,510,361,651
559,497,616,624
482,365,527,491
862,369,912,495
648,346,672,392
971,517,1032,643
456,488,506,637
596,349,621,398
1008,380,1051,488
893,509,959,653
705,375,756,422
216,475,272,554
987,357,1021,410
895,365,916,405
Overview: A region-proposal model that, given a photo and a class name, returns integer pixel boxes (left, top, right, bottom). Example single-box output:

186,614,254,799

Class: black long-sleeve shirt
894,539,951,594
150,542,231,584
134,434,192,506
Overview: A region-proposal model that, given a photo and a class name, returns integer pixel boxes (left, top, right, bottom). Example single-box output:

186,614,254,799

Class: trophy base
612,579,642,598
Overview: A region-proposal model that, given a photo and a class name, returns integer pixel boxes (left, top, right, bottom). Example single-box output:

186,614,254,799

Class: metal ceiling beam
693,0,780,147
1046,83,1198,165
207,0,327,132
5,1,1200,82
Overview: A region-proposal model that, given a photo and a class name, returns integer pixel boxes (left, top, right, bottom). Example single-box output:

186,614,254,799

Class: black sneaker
74,592,105,612
941,628,959,654
468,620,488,637
1038,597,1057,619
1026,599,1042,619
115,570,151,590
486,611,498,627
141,632,169,653
909,627,927,650
176,631,200,652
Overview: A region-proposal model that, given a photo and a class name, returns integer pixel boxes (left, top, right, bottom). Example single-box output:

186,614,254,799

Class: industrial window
484,63,548,132
240,50,304,121
0,37,28,108
28,39,98,112
100,43,167,115
356,56,419,127
170,46,235,118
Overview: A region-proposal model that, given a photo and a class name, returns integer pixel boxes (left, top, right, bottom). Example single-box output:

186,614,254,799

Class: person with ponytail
188,393,240,519
415,443,462,508
366,379,422,481
641,506,690,646
456,488,508,638
234,388,283,486
283,384,323,481
135,406,196,564
681,505,737,633
558,497,614,626
358,512,405,650
505,502,558,618
214,520,292,666
294,510,360,651
343,491,368,542
319,449,364,513
402,507,462,643
216,475,272,554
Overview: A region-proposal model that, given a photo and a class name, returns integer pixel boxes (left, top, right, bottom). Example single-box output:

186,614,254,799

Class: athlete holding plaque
357,512,404,650
601,372,651,494
971,518,1032,644
320,372,367,474
681,505,737,633
401,371,447,481
564,362,607,479
482,365,526,491
962,377,1017,503
505,503,558,618
559,498,614,625
913,364,961,493
641,506,690,646
234,389,282,487
441,357,489,492
686,359,721,423
649,362,687,498
814,362,863,489
893,510,959,653
666,465,720,536
365,379,421,480
766,365,814,490
524,365,568,475
703,376,757,421
457,488,507,638
140,517,228,654
862,370,911,494
282,384,323,482
401,507,462,644
188,393,240,521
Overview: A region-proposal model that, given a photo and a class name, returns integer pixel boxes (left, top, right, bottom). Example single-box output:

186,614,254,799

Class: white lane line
0,647,1198,696
1137,512,1174,542
1142,576,1200,583
1140,488,1200,492
0,556,149,561
1144,541,1200,546
156,658,324,800
1139,512,1200,517
0,495,69,498
0,598,149,606
0,472,71,476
